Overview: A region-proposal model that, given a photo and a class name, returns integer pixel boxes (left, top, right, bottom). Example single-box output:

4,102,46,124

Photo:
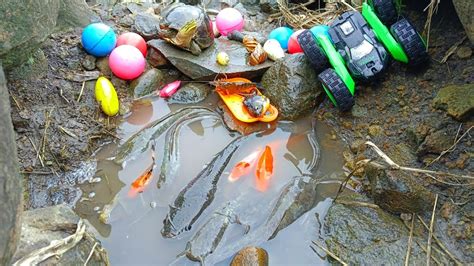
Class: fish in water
157,109,219,189
161,137,243,238
128,143,156,198
228,149,261,182
180,203,249,265
243,94,270,117
256,146,273,192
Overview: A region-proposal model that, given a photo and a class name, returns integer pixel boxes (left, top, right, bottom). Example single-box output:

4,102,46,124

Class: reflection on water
75,94,346,265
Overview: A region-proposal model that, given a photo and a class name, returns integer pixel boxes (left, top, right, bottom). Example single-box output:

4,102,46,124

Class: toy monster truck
298,0,428,111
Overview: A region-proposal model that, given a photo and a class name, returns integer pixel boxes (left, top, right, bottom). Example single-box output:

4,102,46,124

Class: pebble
368,125,383,137
456,46,472,59
81,55,96,71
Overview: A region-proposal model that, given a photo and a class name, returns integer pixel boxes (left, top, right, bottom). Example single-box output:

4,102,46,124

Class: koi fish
256,145,273,192
128,144,156,198
228,149,261,182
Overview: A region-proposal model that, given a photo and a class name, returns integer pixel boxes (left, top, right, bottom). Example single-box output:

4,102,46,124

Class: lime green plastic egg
95,77,119,116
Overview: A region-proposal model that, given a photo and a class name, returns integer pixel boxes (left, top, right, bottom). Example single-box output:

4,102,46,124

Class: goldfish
128,144,156,198
228,149,261,182
256,145,273,192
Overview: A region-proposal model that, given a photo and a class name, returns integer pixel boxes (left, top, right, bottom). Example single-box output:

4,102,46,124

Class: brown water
75,94,345,265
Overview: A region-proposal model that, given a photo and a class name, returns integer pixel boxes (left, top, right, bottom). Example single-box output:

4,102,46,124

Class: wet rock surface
130,68,165,98
261,54,323,120
133,12,161,40
12,204,109,265
324,193,426,265
452,0,474,43
169,83,211,104
365,164,435,214
147,39,273,80
230,246,269,266
432,83,474,121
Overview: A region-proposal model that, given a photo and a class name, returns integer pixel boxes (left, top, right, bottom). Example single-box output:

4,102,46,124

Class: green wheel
390,18,428,66
370,0,399,26
319,68,354,112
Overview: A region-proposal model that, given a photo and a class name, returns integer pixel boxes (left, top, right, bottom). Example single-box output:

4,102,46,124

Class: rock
368,125,383,137
169,83,211,103
11,204,109,265
96,57,112,76
130,68,165,98
57,0,100,28
365,163,435,214
133,13,161,40
386,143,417,166
456,46,472,59
350,139,366,154
81,55,96,71
0,0,60,70
433,84,474,121
147,39,273,80
260,0,279,13
452,0,474,44
261,54,323,120
417,129,452,156
0,64,22,265
324,193,426,265
8,49,49,81
147,46,169,68
230,246,268,266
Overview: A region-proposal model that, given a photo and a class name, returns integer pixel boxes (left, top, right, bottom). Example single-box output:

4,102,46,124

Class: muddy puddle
75,93,345,265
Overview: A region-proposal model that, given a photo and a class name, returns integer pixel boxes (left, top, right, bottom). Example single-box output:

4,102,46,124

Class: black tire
318,68,354,112
371,0,399,25
298,30,328,73
390,18,428,66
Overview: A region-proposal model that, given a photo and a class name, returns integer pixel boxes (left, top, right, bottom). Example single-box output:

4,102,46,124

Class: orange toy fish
228,149,261,182
128,144,156,198
256,145,273,192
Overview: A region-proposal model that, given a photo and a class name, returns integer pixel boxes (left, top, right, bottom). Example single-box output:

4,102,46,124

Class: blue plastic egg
268,27,293,50
81,23,117,57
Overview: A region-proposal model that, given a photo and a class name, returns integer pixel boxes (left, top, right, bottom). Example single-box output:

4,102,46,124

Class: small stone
81,55,96,71
440,202,456,220
350,139,366,154
130,68,165,98
230,246,268,266
169,83,211,104
456,46,472,59
417,129,452,156
96,57,112,76
147,47,168,68
433,84,474,121
368,125,383,137
133,13,161,40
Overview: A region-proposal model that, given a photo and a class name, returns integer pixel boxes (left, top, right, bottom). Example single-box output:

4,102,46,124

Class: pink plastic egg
216,8,244,36
109,45,146,80
288,29,304,54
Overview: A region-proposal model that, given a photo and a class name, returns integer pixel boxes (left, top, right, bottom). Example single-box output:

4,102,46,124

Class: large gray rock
261,54,323,120
169,83,211,104
58,0,100,28
130,68,165,98
134,13,161,40
12,204,109,265
324,193,426,265
0,64,21,265
147,39,273,80
433,84,474,121
453,0,474,44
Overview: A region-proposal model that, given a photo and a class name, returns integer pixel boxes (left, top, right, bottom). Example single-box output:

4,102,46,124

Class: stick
28,136,44,167
9,91,22,110
426,194,438,266
428,126,472,166
84,242,98,266
20,171,53,175
417,215,462,265
335,200,380,209
77,81,86,102
311,240,348,266
441,36,467,63
405,214,415,266
59,126,78,139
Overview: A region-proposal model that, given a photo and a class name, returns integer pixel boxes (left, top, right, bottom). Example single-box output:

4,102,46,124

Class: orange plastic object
216,78,278,123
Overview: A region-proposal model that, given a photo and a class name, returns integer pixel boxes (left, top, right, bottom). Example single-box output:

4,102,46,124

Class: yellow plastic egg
216,51,230,66
95,77,119,116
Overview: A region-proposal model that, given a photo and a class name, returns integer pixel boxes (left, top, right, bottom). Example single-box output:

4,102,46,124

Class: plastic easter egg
81,23,117,57
263,39,285,61
288,29,304,54
95,77,119,116
216,8,244,36
268,27,293,50
116,32,147,57
216,51,230,66
109,45,146,80
159,80,182,98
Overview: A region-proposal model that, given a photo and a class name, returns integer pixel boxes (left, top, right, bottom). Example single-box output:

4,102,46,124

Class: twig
417,215,462,265
20,171,54,175
427,194,438,266
59,125,78,139
41,109,54,161
84,242,98,266
415,240,443,266
59,88,70,103
335,200,380,209
13,220,86,265
28,136,44,167
311,240,348,266
9,91,22,110
340,0,357,11
405,214,415,266
423,0,440,51
365,141,474,180
428,126,472,166
77,81,86,102
441,36,467,63
334,159,371,201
